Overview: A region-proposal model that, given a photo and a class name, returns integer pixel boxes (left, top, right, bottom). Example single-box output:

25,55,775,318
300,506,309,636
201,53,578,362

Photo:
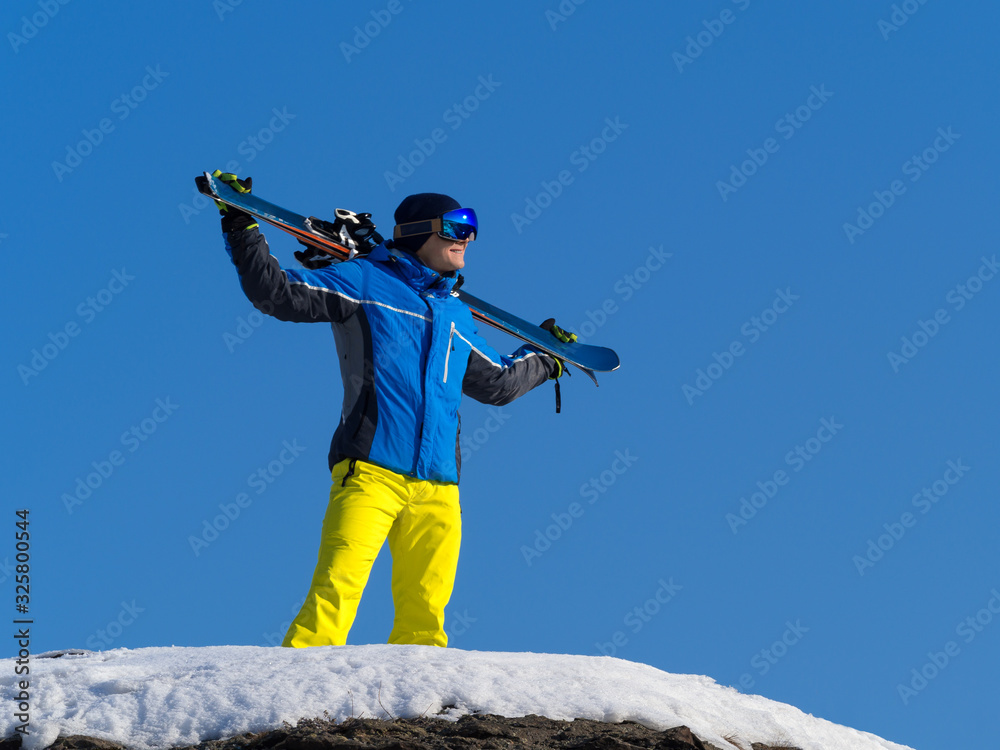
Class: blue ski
196,172,620,383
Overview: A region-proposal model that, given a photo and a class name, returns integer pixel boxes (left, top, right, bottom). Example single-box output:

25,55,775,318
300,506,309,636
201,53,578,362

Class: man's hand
211,169,257,233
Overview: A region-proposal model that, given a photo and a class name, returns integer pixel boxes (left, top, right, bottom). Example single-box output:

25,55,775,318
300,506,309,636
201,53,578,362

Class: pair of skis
195,172,620,383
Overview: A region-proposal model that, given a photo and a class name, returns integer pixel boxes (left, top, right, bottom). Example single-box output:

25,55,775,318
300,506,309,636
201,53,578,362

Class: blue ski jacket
224,224,557,483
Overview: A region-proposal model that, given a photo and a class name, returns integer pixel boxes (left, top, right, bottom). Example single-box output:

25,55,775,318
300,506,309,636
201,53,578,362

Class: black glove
212,170,257,233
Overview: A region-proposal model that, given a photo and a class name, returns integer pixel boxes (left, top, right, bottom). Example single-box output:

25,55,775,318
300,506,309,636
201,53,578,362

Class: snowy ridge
2,645,914,750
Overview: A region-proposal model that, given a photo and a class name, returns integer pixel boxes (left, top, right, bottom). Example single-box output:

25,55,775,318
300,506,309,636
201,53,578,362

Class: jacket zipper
443,322,456,383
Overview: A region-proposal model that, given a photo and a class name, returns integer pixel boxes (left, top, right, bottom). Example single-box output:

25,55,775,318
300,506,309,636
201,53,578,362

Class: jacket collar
367,242,460,296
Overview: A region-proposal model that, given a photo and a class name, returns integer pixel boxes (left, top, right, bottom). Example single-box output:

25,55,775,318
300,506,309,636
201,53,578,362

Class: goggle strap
394,218,441,239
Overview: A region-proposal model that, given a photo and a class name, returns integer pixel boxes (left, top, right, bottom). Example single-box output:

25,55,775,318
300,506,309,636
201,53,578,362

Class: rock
5,715,751,750
657,725,708,749
48,738,128,750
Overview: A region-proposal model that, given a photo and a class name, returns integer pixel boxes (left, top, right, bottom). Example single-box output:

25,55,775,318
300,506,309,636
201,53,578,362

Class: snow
3,645,913,750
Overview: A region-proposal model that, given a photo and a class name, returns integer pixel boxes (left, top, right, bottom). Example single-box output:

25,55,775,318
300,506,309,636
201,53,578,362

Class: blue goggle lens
438,208,477,241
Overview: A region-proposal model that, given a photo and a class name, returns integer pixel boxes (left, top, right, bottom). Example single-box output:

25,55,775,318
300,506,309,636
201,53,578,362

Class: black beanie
393,192,461,252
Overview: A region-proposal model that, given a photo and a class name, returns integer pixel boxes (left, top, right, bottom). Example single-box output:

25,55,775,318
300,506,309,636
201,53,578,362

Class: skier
212,172,576,647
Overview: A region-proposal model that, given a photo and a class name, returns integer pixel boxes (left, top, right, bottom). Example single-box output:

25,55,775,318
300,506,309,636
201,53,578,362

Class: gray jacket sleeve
225,224,362,323
461,332,559,406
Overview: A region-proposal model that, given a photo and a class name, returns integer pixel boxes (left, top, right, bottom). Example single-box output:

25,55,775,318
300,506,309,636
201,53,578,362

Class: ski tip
194,172,213,196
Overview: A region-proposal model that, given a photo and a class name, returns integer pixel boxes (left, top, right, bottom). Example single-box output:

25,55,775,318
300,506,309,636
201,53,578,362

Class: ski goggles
394,208,478,242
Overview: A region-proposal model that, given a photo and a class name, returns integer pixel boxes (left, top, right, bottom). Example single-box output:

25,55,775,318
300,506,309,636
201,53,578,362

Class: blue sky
3,1,998,748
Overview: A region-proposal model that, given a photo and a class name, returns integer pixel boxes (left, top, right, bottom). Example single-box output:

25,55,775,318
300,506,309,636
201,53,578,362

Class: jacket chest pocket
443,321,473,384
443,322,457,383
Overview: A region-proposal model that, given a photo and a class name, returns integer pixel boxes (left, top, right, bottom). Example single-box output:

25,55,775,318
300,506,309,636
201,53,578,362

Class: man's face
415,233,470,275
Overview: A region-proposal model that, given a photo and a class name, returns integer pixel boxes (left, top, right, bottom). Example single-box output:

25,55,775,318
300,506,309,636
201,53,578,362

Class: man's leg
283,460,405,647
386,480,462,646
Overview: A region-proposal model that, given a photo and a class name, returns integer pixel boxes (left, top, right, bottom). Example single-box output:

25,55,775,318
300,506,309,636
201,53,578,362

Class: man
214,174,573,647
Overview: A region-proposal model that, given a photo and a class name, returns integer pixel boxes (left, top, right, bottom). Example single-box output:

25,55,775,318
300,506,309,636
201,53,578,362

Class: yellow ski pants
282,458,461,648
